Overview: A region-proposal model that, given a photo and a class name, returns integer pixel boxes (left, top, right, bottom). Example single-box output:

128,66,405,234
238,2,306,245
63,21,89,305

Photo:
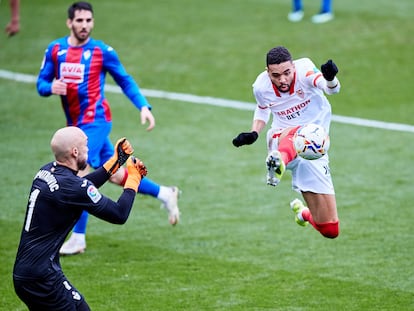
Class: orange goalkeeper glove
103,138,134,175
124,156,148,192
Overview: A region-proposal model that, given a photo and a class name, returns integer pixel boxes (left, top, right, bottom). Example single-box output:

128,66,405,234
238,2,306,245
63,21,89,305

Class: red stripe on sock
301,209,339,239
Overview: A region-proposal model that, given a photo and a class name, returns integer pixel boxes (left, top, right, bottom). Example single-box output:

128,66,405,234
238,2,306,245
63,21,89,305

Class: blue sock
293,0,302,11
321,0,332,13
138,177,161,197
73,210,88,234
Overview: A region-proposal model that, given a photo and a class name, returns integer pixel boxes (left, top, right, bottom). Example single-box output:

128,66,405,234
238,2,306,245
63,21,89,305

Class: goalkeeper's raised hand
124,156,148,192
232,131,258,147
321,59,338,81
103,138,134,175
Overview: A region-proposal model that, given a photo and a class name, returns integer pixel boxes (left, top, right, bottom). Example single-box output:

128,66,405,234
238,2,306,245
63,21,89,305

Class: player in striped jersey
37,2,180,255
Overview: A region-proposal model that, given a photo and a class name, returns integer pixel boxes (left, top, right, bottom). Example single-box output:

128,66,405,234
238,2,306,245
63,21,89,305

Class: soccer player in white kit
232,46,341,238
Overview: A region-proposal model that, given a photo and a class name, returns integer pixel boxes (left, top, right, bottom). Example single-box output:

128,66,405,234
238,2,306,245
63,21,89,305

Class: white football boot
59,233,86,255
161,186,181,225
287,10,304,22
311,12,334,24
266,151,286,186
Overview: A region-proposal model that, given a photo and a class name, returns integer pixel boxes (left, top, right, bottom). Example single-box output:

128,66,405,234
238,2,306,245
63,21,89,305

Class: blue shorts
79,122,114,169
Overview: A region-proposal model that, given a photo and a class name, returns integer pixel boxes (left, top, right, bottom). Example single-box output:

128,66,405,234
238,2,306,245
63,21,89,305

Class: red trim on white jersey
271,71,297,97
313,73,323,87
252,58,336,130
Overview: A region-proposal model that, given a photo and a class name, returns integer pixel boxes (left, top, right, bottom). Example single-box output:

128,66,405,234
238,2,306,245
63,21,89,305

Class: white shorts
266,128,335,195
287,155,335,194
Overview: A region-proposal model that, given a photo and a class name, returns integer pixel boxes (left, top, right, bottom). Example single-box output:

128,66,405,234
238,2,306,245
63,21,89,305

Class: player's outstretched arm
86,157,148,225
232,119,266,147
232,131,259,147
320,59,340,94
140,106,155,131
321,59,338,81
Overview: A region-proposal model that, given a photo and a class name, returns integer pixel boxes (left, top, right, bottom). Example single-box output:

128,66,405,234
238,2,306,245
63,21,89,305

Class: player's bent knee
316,221,339,239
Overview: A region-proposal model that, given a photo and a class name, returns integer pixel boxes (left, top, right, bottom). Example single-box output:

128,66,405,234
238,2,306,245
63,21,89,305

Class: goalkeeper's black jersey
13,161,136,280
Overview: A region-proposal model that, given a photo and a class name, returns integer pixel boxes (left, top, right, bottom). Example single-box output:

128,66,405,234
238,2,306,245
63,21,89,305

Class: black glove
103,138,134,175
232,131,258,147
321,59,338,81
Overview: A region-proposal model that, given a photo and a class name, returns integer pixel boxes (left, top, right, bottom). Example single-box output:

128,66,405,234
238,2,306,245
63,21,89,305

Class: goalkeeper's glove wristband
232,131,258,147
124,156,148,192
103,138,134,175
321,59,339,81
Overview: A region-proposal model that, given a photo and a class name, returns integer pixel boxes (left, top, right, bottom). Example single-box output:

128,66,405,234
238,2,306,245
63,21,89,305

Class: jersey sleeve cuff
326,77,339,89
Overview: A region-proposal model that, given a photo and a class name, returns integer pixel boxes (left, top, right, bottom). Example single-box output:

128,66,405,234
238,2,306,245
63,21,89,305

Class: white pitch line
1,69,413,133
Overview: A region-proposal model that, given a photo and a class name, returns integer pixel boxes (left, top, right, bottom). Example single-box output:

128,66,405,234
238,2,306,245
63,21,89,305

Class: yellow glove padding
103,138,134,175
124,156,148,192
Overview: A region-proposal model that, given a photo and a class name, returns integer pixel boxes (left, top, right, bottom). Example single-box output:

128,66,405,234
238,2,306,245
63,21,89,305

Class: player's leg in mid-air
265,125,339,238
265,126,300,186
289,154,339,239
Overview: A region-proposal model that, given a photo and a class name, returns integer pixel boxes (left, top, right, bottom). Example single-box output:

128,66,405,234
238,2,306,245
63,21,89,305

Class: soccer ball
293,124,330,160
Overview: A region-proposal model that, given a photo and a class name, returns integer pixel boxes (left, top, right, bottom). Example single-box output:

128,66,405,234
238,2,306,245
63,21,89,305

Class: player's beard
73,27,90,44
77,158,88,171
278,83,290,93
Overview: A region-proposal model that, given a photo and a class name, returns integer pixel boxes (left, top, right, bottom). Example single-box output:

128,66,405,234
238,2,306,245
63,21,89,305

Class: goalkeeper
13,126,147,311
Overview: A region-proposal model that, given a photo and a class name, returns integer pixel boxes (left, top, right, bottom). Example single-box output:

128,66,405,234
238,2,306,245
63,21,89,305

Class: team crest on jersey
83,50,91,60
60,62,85,83
87,185,102,203
296,89,305,99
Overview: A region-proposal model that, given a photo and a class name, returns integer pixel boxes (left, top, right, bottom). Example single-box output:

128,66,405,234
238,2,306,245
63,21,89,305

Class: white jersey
252,58,340,133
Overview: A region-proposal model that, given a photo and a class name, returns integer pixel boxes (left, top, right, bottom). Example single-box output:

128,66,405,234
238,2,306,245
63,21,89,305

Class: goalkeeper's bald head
51,126,88,171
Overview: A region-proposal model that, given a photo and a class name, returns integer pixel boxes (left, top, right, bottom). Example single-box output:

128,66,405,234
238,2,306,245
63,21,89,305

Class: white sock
157,186,172,204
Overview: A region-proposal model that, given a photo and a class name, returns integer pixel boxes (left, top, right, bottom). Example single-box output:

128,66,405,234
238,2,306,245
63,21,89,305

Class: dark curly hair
68,2,93,20
266,46,292,66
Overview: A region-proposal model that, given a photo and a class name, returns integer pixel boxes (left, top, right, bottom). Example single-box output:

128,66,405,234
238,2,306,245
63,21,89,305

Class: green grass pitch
0,0,413,310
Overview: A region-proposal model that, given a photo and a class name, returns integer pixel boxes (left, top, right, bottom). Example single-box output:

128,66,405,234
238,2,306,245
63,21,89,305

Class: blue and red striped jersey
37,36,151,126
